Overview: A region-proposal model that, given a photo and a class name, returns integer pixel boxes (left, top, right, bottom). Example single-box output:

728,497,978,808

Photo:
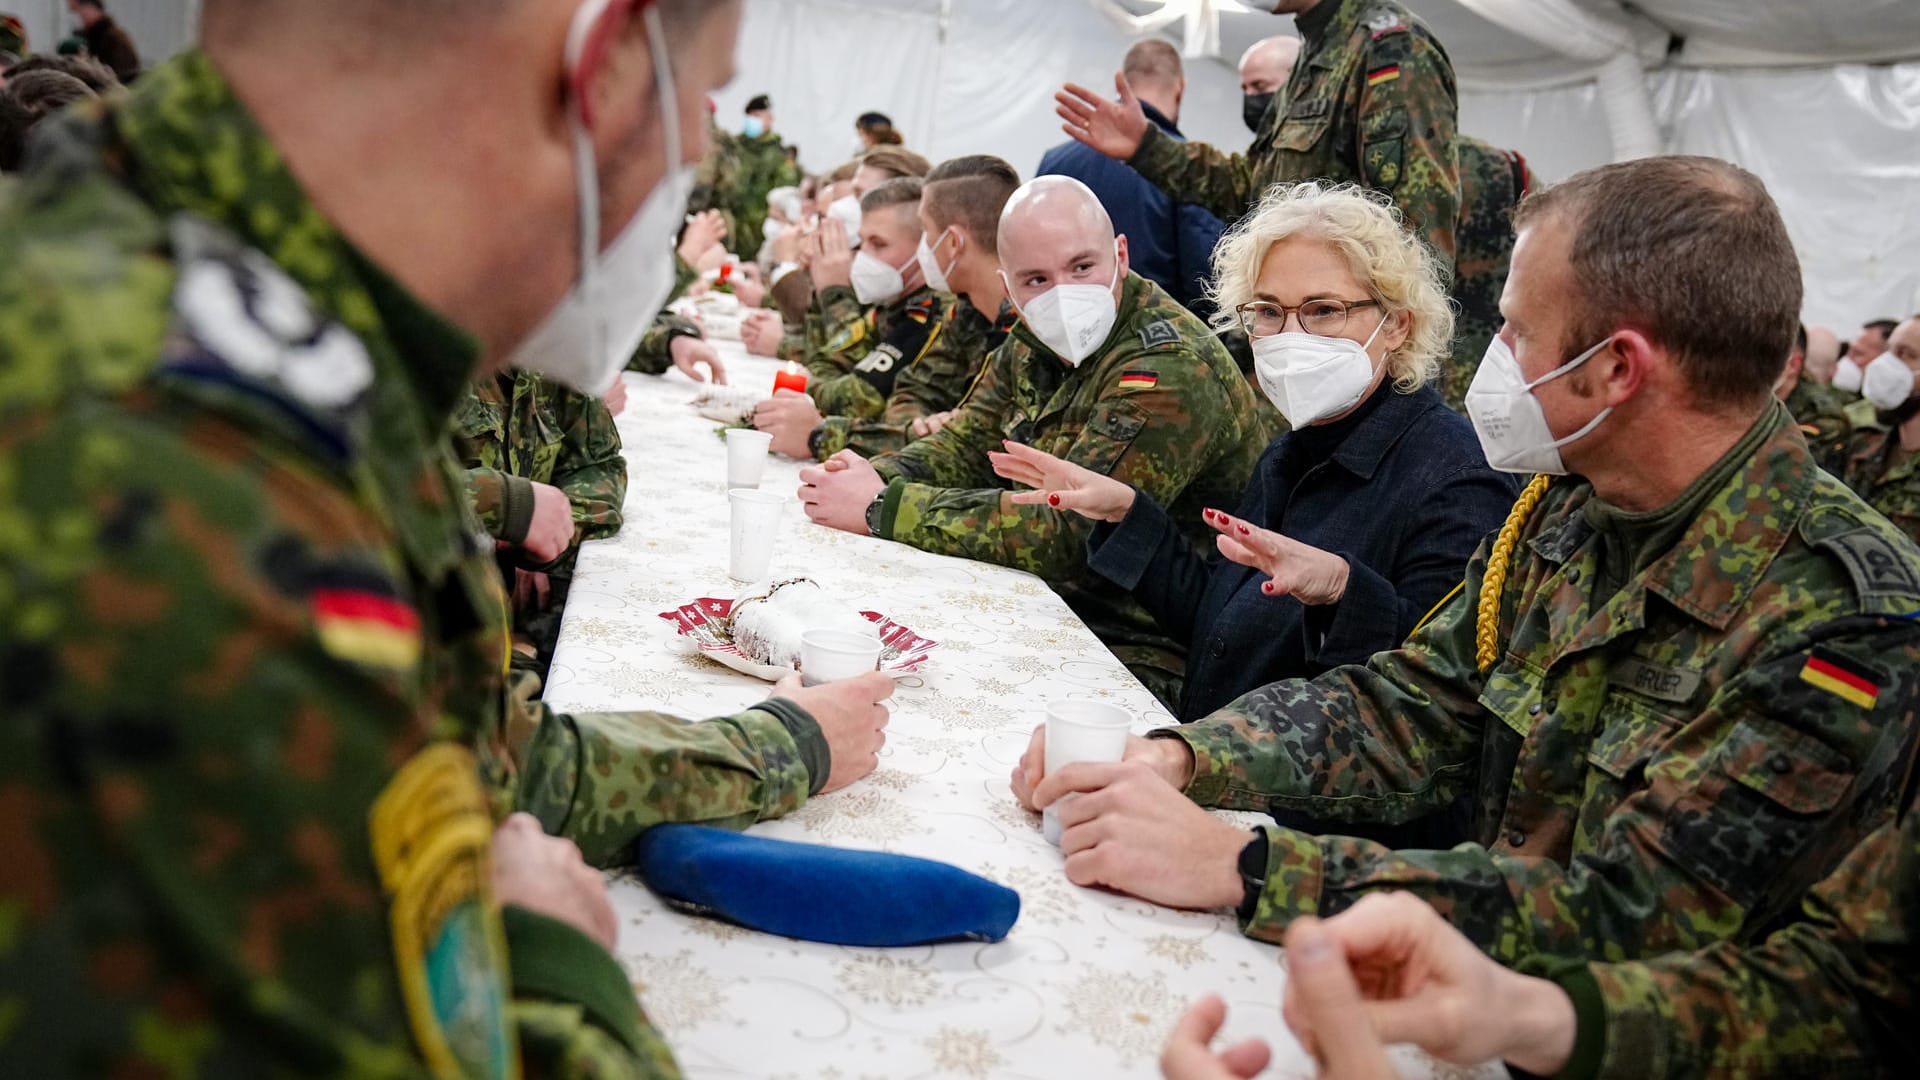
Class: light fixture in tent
1093,0,1265,60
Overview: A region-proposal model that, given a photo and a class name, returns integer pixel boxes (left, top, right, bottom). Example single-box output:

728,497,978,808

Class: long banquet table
543,341,1499,1080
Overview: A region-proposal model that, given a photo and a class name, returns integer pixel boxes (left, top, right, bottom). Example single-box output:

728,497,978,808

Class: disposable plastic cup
799,628,883,686
1041,700,1134,845
727,489,787,582
726,428,773,489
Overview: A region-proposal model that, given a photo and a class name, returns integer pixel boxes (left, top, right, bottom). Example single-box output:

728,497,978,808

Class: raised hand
1203,508,1351,605
1055,72,1151,162
992,440,1136,523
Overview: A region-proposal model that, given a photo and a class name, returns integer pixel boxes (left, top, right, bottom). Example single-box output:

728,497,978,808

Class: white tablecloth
544,343,1497,1080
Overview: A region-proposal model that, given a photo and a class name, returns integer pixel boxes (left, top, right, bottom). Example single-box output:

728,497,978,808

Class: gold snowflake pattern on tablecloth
1143,934,1209,968
597,664,699,703
833,954,938,1008
1056,967,1181,1063
999,653,1055,677
1010,581,1044,598
921,1027,1005,1078
791,788,919,845
974,863,1077,927
561,616,651,647
863,767,916,791
915,688,1016,732
628,949,731,1033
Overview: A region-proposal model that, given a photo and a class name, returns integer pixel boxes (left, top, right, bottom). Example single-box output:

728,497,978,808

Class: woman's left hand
1205,508,1350,605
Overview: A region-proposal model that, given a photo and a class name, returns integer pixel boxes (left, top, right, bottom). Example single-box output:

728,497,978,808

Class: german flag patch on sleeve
1799,647,1883,709
314,588,423,671
1117,371,1159,390
1366,65,1402,89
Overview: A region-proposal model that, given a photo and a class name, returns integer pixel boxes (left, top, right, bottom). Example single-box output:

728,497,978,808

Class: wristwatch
807,424,828,460
1236,828,1270,921
863,488,889,536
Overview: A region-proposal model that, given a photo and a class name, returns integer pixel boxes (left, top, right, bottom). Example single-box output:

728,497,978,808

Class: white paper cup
799,628,883,686
1041,700,1134,846
727,489,787,582
726,428,774,489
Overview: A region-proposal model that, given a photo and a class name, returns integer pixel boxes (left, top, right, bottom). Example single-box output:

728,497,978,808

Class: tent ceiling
1114,0,1920,76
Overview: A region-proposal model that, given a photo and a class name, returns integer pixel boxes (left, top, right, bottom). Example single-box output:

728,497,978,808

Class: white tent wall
710,0,1254,184
10,0,200,64
1463,62,1920,333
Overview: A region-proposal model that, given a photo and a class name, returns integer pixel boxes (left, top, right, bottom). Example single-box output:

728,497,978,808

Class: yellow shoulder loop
1475,474,1553,673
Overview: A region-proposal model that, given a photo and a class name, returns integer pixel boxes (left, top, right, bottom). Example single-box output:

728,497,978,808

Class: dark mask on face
1243,92,1276,134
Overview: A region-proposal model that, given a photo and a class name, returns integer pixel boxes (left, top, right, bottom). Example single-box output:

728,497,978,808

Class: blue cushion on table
633,825,1020,947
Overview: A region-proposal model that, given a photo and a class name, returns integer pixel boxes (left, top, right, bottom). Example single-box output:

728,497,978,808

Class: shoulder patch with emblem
1117,370,1159,391
1798,647,1885,710
1366,8,1407,35
158,215,374,463
1811,524,1920,612
1136,320,1181,350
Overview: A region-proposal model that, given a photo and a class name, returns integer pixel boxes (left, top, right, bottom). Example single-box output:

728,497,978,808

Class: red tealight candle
772,363,808,395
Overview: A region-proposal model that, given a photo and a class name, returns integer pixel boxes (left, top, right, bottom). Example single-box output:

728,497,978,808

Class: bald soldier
795,176,1276,706
0,0,894,1075
1012,158,1920,975
1238,34,1302,135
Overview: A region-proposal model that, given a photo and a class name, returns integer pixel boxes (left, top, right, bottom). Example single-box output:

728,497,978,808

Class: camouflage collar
1628,403,1810,630
1297,0,1353,55
111,50,482,432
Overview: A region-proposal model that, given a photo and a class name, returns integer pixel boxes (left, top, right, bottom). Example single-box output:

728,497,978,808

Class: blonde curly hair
1205,182,1454,393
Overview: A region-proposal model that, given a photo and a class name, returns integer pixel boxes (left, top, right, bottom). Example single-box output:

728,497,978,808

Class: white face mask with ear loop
506,0,690,396
850,249,910,305
1001,240,1122,367
1862,352,1918,411
916,228,961,295
1249,315,1387,427
1464,334,1614,475
1833,356,1864,392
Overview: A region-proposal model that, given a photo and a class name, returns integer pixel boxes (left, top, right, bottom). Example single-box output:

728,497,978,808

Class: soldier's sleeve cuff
500,904,648,1058
875,477,908,540
1238,825,1322,945
750,699,829,797
1127,123,1179,184
1515,955,1608,1080
500,474,537,545
1145,723,1233,806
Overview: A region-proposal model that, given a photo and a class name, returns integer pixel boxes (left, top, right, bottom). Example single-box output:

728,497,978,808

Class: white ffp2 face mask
507,0,687,396
1833,356,1864,393
827,195,863,245
1004,243,1121,367
916,229,959,295
1465,335,1613,475
851,250,908,305
1862,352,1917,411
1250,317,1385,427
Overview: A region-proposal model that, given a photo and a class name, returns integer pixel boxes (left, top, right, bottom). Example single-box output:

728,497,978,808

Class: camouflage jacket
1783,376,1861,478
1840,412,1920,547
687,119,741,247
727,130,800,256
1154,402,1920,962
0,53,833,1080
1530,796,1916,1080
807,286,944,420
628,312,705,376
1444,135,1533,410
457,370,627,574
871,273,1278,705
816,296,1017,460
1129,0,1459,280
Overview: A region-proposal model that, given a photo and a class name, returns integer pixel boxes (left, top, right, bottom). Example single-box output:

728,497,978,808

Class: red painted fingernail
1262,582,1276,595
1048,494,1061,507
1238,525,1250,536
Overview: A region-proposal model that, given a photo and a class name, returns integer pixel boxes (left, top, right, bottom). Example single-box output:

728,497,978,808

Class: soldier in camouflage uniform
1778,324,1865,476
0,3,892,1075
1839,317,1920,545
687,107,741,245
727,93,800,257
1058,0,1458,275
756,293,1014,461
1445,135,1533,409
457,370,626,675
1014,158,1920,974
797,178,1277,706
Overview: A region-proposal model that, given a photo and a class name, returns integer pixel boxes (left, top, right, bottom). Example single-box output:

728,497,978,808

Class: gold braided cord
1475,475,1553,673
1413,581,1465,636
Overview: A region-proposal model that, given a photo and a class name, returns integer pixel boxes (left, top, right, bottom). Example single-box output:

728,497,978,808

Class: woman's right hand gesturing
990,440,1136,523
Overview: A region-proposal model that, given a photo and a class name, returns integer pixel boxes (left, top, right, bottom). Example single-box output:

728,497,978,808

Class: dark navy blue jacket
1037,103,1226,318
1088,383,1519,723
